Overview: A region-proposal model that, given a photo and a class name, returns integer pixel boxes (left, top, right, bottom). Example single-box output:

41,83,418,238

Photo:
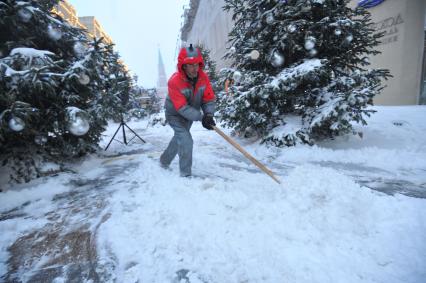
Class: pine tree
125,85,162,120
144,87,161,115
99,43,135,122
0,0,132,182
221,0,390,146
196,44,220,92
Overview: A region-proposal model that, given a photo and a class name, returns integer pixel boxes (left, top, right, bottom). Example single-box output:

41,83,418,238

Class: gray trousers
160,114,193,176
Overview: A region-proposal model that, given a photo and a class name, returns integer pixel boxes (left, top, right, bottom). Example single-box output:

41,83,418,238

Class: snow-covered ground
1,106,425,282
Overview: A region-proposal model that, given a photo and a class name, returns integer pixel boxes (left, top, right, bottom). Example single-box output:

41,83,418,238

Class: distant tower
157,48,168,103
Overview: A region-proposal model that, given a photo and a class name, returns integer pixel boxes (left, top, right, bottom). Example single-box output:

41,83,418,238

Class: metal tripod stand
104,115,146,151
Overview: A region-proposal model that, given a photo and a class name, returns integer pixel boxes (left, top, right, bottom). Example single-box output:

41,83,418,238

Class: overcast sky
68,0,189,88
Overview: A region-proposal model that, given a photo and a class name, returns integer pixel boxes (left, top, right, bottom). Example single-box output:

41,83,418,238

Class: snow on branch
10,47,55,58
271,59,324,89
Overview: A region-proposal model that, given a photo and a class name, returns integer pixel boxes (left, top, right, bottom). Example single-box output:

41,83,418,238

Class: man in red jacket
160,44,216,177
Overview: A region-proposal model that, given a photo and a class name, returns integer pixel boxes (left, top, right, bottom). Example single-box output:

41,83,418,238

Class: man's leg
175,126,193,177
160,134,177,168
160,116,193,176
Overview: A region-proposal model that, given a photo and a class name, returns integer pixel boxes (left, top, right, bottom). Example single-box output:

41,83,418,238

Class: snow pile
269,115,303,137
95,158,426,282
0,106,425,282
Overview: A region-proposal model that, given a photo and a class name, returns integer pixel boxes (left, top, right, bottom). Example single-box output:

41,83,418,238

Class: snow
309,97,343,127
270,115,303,136
271,58,323,88
100,163,416,282
17,8,32,23
1,106,426,282
10,47,54,58
287,24,296,33
304,37,316,50
271,51,284,67
34,135,48,145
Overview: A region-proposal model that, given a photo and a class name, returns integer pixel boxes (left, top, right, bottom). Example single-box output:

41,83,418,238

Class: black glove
202,114,216,130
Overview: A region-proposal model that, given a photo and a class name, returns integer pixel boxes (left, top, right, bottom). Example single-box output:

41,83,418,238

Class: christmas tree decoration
66,107,90,136
248,50,260,60
8,117,25,132
266,12,274,24
73,42,86,57
304,37,316,50
78,73,90,85
232,71,242,83
47,24,62,41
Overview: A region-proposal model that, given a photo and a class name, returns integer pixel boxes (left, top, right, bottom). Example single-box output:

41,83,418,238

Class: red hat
177,44,204,72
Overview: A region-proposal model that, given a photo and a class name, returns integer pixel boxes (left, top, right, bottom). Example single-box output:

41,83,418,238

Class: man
160,44,216,177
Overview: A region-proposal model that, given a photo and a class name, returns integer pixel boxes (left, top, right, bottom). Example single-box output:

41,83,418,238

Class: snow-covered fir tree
0,0,133,182
125,85,145,120
127,86,160,119
101,43,135,122
143,88,161,115
196,44,220,93
220,0,390,146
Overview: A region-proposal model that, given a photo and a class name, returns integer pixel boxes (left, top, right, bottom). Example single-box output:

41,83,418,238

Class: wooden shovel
212,126,281,184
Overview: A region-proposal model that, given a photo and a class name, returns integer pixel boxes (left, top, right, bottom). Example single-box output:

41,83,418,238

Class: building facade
181,0,426,105
52,0,85,29
348,0,426,105
181,0,233,70
78,16,113,44
53,0,113,44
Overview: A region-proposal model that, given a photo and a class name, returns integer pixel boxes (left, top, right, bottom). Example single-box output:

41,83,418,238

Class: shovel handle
212,126,281,184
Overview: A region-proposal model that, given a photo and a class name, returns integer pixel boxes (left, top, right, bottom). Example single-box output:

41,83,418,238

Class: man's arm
168,81,203,121
201,79,216,115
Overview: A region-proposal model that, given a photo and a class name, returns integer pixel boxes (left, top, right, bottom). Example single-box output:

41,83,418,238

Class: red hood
177,46,205,73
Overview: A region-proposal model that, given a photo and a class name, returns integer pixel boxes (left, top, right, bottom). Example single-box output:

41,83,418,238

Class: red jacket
165,46,216,121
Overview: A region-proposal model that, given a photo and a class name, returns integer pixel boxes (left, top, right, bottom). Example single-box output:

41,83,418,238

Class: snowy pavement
1,106,426,282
